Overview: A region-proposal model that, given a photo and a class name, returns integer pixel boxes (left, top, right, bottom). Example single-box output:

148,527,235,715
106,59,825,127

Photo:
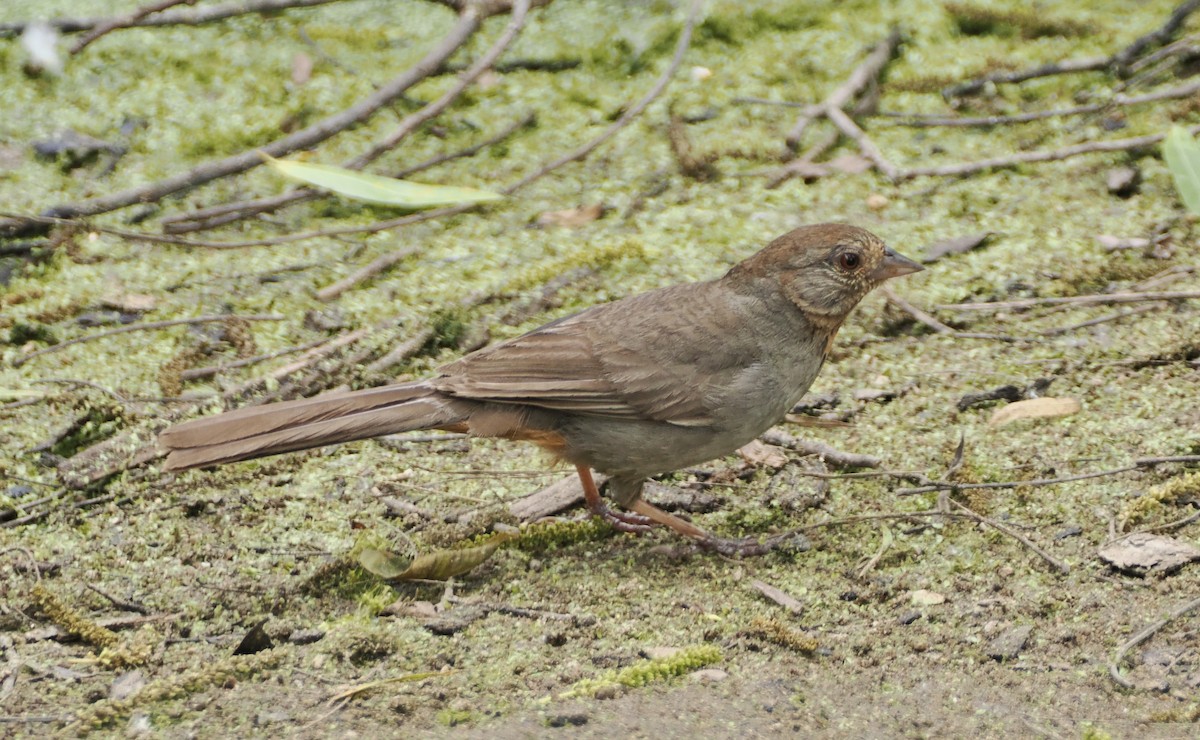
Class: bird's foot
589,500,655,533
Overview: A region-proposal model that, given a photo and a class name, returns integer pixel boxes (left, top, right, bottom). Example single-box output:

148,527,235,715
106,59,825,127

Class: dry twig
784,28,901,151
942,0,1200,97
900,124,1200,180
0,1,533,238
13,314,283,367
314,0,702,299
163,114,534,234
938,289,1200,312
69,0,196,54
0,0,344,38
766,29,900,186
949,500,1069,574
1109,595,1200,689
889,79,1200,128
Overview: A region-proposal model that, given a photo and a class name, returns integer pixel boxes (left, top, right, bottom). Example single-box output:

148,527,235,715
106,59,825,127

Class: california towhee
161,223,922,552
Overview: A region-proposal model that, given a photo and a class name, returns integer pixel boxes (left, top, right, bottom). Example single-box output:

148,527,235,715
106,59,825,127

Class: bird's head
728,223,923,328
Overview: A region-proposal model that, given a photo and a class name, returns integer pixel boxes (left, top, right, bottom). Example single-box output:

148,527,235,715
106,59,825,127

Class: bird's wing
433,289,733,427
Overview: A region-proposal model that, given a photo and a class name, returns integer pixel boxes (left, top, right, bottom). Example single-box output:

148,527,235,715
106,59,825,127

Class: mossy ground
1,0,1198,736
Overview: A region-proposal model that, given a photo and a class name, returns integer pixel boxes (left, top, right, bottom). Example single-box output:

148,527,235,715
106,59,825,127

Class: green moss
7,321,57,345
945,2,1095,39
509,518,618,553
436,708,475,727
561,645,722,699
421,306,471,355
66,647,285,734
746,616,819,653
1120,471,1200,530
46,403,125,459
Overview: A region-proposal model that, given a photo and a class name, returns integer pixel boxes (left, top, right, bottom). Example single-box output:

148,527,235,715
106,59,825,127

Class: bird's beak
870,248,924,282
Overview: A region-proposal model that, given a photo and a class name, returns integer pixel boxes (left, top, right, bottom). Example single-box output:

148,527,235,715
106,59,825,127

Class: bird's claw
590,501,655,533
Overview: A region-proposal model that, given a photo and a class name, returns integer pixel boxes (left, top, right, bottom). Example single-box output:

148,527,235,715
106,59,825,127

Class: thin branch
13,315,284,367
1109,596,1200,689
882,285,953,333
899,124,1200,180
1111,0,1200,73
162,0,532,237
315,0,703,300
501,0,703,193
1134,455,1200,465
69,0,196,54
785,28,901,150
898,455,1200,498
888,79,1200,128
825,106,898,180
0,0,344,38
943,0,1200,97
896,466,1141,496
1040,304,1161,336
938,290,1200,312
162,113,534,234
941,56,1109,98
178,338,331,380
764,130,838,189
0,3,500,238
30,378,130,405
881,286,1028,342
950,500,1070,574
1126,32,1200,75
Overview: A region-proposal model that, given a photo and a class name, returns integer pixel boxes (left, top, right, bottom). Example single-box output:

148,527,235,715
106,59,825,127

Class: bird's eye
836,251,862,271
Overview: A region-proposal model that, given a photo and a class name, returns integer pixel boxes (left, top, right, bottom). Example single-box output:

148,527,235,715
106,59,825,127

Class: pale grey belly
555,384,804,478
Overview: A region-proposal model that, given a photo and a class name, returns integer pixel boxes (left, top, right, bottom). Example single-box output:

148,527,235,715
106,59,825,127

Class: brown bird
160,224,922,552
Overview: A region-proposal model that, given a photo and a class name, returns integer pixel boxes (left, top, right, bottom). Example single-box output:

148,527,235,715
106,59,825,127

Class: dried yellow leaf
988,397,1081,427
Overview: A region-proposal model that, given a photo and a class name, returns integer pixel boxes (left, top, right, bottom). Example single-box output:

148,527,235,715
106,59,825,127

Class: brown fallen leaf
1098,533,1200,574
536,203,604,228
1095,234,1151,251
826,153,871,174
909,589,946,606
100,292,157,312
988,397,1080,427
738,439,788,469
922,232,992,263
750,579,804,615
358,533,514,581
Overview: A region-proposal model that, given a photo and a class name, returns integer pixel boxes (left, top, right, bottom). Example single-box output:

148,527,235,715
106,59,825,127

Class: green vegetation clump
508,518,618,554
66,647,286,734
944,2,1095,38
747,616,819,653
560,645,722,699
1120,471,1200,530
30,584,119,648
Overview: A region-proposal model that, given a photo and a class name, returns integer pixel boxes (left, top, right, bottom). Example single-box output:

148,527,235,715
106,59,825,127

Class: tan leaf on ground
1098,533,1200,574
988,397,1080,427
536,203,604,228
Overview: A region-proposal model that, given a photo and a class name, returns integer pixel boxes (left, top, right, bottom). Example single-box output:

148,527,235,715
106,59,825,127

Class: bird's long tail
159,381,467,471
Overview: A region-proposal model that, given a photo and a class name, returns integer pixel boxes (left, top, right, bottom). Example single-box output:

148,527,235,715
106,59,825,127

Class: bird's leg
625,498,709,540
627,498,776,557
575,465,654,533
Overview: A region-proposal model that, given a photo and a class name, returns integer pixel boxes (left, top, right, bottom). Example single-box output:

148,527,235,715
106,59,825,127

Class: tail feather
160,381,466,471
